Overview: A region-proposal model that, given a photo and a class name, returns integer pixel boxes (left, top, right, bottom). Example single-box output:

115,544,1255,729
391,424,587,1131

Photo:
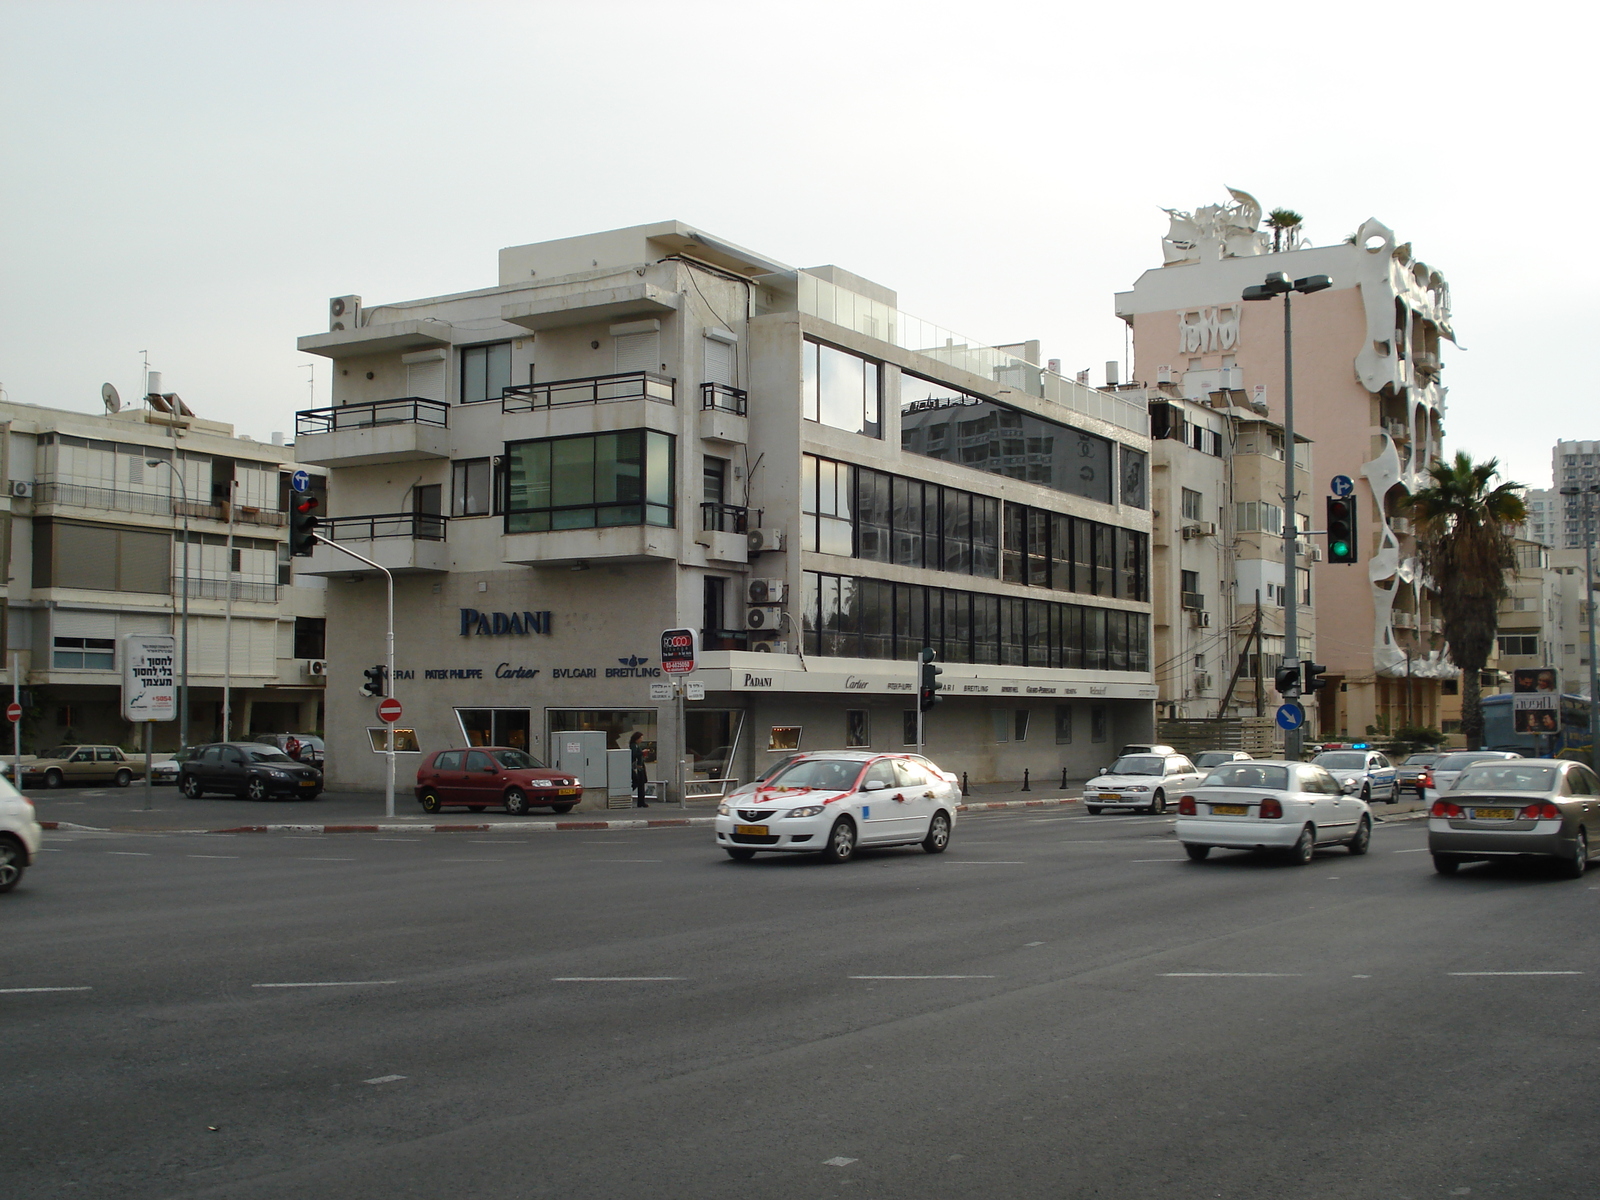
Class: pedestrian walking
630,731,649,807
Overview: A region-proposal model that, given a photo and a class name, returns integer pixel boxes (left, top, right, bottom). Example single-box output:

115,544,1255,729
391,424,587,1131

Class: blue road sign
1330,474,1354,498
1275,702,1305,730
291,469,311,493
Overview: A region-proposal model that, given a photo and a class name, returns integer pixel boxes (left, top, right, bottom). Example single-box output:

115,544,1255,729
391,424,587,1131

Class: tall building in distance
1553,440,1600,549
1117,190,1453,738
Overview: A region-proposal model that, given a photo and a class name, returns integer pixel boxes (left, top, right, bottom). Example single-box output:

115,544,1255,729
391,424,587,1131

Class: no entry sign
377,697,403,723
5,703,20,723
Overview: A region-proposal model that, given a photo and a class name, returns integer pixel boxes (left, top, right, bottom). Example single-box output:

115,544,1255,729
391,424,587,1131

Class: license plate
735,824,768,836
557,788,579,796
1210,804,1248,816
298,780,316,787
1098,792,1122,800
1472,807,1516,820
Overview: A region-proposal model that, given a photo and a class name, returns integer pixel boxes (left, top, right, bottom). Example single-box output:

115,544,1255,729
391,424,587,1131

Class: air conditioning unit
1181,522,1216,540
1194,672,1213,691
747,526,787,553
1310,546,1324,563
744,604,785,632
747,578,787,604
8,480,33,499
1189,610,1211,627
752,640,790,654
329,294,361,332
304,659,329,677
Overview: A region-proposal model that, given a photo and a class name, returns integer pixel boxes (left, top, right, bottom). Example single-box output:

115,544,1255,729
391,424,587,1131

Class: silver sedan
1428,758,1600,877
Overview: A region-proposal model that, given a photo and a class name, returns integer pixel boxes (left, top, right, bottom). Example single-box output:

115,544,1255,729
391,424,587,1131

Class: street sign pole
314,534,396,817
660,629,697,808
12,653,20,799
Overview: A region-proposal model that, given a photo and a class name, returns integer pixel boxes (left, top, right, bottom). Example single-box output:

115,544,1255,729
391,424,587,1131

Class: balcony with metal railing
695,502,749,564
293,397,451,467
298,511,450,576
700,382,749,445
502,371,674,413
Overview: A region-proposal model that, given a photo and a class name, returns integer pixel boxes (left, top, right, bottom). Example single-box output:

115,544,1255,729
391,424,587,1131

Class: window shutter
55,610,116,640
615,332,660,376
406,358,445,401
703,335,736,389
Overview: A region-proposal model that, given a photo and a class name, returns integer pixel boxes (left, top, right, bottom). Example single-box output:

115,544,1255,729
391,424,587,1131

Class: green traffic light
1330,540,1350,558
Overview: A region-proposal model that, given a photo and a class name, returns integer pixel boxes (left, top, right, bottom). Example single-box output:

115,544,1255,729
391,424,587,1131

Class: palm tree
1266,208,1303,252
1406,452,1527,749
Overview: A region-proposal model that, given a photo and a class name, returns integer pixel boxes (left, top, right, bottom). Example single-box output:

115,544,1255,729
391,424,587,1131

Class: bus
1480,692,1591,756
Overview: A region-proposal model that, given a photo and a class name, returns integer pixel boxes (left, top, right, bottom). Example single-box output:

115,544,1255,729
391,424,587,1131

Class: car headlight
1123,786,1149,792
530,779,553,787
785,805,826,818
264,769,289,779
716,803,729,816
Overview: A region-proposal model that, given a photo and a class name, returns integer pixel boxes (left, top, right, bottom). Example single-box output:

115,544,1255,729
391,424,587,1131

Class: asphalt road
7,809,1598,1199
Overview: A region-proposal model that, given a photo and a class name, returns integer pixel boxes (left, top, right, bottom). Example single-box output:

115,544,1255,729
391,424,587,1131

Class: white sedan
1084,752,1206,814
714,752,960,863
1175,760,1372,864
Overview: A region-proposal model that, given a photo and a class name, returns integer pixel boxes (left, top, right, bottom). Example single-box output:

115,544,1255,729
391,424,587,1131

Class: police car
1309,744,1399,803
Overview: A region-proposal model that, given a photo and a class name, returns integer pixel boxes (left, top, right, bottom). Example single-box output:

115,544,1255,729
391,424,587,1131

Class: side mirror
864,779,886,791
1341,779,1360,794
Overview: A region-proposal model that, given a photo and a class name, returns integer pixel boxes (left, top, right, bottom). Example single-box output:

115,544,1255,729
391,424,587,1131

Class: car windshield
1435,753,1512,772
756,754,804,783
766,758,864,792
44,747,76,759
1403,754,1442,768
1203,764,1291,790
1108,756,1164,776
492,750,546,770
1314,752,1367,769
245,747,294,763
1194,752,1238,768
1454,764,1559,792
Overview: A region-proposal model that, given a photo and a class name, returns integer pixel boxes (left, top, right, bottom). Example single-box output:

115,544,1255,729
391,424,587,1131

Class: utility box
606,748,633,798
555,731,609,790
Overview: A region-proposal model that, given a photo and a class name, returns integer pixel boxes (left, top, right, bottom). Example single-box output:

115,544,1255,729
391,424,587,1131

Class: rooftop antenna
102,383,122,414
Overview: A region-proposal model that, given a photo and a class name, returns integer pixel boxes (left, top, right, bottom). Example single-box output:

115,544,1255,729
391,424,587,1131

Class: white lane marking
1161,973,1303,978
0,986,93,993
1392,848,1429,854
1353,974,1372,978
106,851,151,856
850,975,997,980
1025,941,1046,947
371,838,420,842
364,1075,406,1085
944,860,1025,864
588,859,664,863
284,836,327,840
824,1157,858,1167
253,981,400,988
440,858,503,862
553,977,685,982
296,857,356,862
188,855,239,859
1448,971,1584,976
41,848,64,852
1130,858,1186,863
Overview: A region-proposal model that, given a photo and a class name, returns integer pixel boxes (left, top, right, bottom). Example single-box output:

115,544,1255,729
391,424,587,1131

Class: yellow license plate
298,780,316,786
1473,807,1516,820
1210,804,1248,816
557,788,579,795
1098,792,1122,800
735,824,768,836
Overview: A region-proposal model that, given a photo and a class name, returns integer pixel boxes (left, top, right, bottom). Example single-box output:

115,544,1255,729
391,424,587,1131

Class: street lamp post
1559,483,1600,769
1243,271,1332,761
148,458,191,750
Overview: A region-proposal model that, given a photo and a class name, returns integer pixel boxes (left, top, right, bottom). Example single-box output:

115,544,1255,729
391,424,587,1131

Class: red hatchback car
415,747,583,815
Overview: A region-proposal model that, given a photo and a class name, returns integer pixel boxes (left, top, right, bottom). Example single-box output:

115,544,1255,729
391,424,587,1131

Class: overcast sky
2,0,1591,492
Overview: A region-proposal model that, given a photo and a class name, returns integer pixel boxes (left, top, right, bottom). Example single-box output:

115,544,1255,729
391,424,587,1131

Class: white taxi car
1084,752,1205,814
714,752,960,863
1175,760,1371,864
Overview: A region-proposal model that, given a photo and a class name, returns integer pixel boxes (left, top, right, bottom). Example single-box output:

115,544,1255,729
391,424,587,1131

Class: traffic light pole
313,535,396,818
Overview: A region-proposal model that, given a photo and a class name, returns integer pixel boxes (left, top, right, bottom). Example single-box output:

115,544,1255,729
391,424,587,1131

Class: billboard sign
661,628,697,674
1512,667,1558,694
122,635,177,722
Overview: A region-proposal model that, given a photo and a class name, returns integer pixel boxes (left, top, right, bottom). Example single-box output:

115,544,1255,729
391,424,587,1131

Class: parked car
714,751,959,862
1426,750,1523,802
415,747,582,814
8,745,145,789
1084,752,1205,814
1194,750,1253,769
0,773,40,892
1310,749,1399,803
251,733,325,768
180,742,323,801
148,746,199,786
1428,758,1600,877
1395,751,1447,798
1176,759,1372,864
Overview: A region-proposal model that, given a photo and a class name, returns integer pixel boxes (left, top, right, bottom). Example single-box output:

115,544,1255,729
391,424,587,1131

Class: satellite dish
102,383,121,414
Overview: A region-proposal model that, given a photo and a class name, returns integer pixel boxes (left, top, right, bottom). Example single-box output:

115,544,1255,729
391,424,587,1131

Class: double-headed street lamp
1559,483,1600,768
148,457,190,750
1243,270,1332,760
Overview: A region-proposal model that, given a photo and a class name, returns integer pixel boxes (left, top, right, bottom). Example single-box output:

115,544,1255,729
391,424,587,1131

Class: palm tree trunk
1461,667,1484,750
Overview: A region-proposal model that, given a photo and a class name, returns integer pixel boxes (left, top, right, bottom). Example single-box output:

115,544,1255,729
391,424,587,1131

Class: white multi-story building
1521,487,1557,547
0,397,325,750
1554,441,1600,550
293,221,1157,799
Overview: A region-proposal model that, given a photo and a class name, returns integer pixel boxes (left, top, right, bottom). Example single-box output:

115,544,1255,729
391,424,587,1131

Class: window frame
504,429,675,533
460,340,514,405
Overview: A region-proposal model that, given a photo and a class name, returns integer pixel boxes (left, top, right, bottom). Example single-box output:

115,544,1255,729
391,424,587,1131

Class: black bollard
961,771,970,797
1022,768,1030,792
1060,766,1069,789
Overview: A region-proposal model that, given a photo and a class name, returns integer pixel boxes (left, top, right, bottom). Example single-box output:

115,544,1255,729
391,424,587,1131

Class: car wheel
246,778,268,802
1287,824,1315,866
114,769,132,788
419,789,441,814
1562,829,1589,879
725,847,757,861
504,788,529,816
1150,789,1167,814
922,811,952,854
1184,843,1210,862
182,775,204,799
1432,853,1461,875
44,769,63,790
0,835,25,892
822,818,856,863
1347,816,1372,856
1360,783,1371,803
551,803,574,814
1086,805,1102,815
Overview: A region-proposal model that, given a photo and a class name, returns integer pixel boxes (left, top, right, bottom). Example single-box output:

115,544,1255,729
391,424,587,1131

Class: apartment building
1553,441,1600,550
0,397,326,750
1117,191,1453,737
293,221,1156,798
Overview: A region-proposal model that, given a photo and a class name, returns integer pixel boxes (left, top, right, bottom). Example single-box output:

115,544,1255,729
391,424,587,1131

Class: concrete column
299,695,322,733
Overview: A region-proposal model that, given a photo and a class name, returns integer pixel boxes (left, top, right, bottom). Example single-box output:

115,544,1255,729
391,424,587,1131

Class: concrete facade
296,222,1156,803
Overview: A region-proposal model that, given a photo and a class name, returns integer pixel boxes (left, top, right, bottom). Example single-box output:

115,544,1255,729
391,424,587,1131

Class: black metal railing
701,502,749,534
295,397,450,437
501,371,674,413
701,382,748,416
321,512,447,542
180,578,279,603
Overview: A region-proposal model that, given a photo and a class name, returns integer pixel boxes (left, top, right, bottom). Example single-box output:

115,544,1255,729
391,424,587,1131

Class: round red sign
377,698,403,723
5,702,19,723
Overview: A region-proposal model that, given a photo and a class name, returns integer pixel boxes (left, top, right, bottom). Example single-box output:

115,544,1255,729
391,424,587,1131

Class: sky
1,0,1593,492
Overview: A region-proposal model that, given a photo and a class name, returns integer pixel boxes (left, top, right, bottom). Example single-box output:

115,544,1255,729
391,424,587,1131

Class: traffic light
1275,663,1301,698
1302,661,1329,696
1326,496,1357,564
360,664,388,698
290,492,321,557
918,647,943,713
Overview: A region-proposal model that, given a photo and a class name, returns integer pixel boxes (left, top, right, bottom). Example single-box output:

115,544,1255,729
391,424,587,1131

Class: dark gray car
180,742,323,801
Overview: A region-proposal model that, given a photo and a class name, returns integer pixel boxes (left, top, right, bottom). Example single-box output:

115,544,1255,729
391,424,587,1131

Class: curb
957,797,1080,812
